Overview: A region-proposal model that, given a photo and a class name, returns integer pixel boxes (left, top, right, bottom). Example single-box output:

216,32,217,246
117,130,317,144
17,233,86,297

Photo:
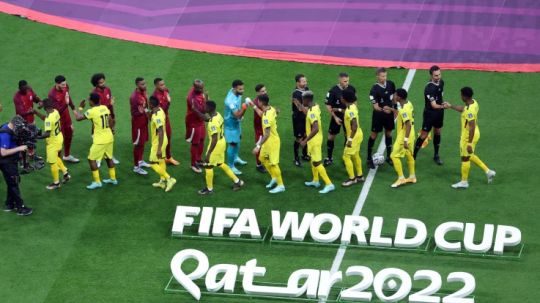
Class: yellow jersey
207,112,225,142
44,109,63,145
344,104,361,140
151,108,168,146
396,101,414,139
84,105,113,144
461,99,480,141
261,106,279,143
306,104,322,144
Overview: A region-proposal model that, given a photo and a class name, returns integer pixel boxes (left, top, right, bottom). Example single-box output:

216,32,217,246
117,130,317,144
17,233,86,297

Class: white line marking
321,68,417,302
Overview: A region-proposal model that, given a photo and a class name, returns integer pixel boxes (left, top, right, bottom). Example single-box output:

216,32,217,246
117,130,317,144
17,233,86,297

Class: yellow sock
205,168,214,190
92,170,101,183
392,156,404,178
343,154,355,179
405,150,415,176
152,162,170,180
316,165,332,186
470,155,489,173
311,164,319,182
271,165,284,186
353,154,363,177
57,157,67,174
220,163,239,183
461,161,471,181
262,160,275,179
50,163,59,183
108,167,116,180
160,160,170,179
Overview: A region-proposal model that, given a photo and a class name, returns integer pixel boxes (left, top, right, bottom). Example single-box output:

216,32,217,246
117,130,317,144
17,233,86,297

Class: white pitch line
321,69,417,302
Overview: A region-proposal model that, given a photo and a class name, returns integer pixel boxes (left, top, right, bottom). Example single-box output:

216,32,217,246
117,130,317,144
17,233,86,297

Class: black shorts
422,109,444,132
328,112,346,135
292,115,306,138
371,111,395,132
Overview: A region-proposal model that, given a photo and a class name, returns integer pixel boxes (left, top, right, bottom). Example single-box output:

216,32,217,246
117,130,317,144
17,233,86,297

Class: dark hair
89,92,101,104
255,84,265,92
342,88,356,102
396,88,408,100
42,98,54,109
232,79,244,88
259,94,270,105
18,80,28,90
376,67,386,75
154,77,163,85
429,65,441,75
339,72,349,78
206,100,216,111
55,75,66,84
295,74,305,82
149,96,159,107
302,90,314,102
91,73,105,87
135,77,144,85
461,87,474,98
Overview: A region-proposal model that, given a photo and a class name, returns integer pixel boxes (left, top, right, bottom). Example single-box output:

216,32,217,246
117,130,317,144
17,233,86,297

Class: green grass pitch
0,13,539,303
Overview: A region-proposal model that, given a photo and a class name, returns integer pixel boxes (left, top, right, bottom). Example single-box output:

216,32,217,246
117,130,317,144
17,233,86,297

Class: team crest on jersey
403,113,408,118
468,113,473,119
211,126,216,131
264,119,269,124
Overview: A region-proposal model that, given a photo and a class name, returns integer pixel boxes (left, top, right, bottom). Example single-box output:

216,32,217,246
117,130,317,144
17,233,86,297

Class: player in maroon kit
250,84,268,173
131,77,151,175
13,80,45,172
152,78,179,166
91,73,120,165
48,75,79,163
185,79,207,173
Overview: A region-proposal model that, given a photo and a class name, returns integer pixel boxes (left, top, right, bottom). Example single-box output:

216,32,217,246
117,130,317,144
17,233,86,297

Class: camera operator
0,116,33,216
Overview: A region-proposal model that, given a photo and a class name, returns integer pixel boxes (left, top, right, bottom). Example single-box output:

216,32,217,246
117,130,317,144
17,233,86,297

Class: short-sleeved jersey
461,100,480,140
369,81,396,109
424,80,445,110
262,106,279,143
207,112,225,142
185,88,206,127
84,105,113,144
292,87,308,118
396,101,414,138
44,109,63,145
344,103,360,139
306,104,323,143
151,108,167,146
224,89,242,129
326,85,356,110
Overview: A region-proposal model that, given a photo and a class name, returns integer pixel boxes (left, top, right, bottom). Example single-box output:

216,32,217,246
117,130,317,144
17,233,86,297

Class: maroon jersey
130,89,148,117
152,88,171,115
13,89,39,123
93,86,114,115
252,96,263,132
48,85,74,114
185,87,206,127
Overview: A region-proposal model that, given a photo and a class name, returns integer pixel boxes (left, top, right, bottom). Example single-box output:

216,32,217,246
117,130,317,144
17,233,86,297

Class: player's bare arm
205,133,218,164
302,120,319,146
347,118,358,147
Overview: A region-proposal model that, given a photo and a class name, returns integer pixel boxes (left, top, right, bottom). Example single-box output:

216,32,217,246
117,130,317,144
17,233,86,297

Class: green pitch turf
0,13,539,303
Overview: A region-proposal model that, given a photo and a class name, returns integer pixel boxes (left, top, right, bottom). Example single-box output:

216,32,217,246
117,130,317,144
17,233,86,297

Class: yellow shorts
391,135,415,158
307,142,322,162
149,139,168,163
259,139,280,165
207,140,226,166
46,143,62,164
343,134,363,156
460,136,479,157
88,142,114,161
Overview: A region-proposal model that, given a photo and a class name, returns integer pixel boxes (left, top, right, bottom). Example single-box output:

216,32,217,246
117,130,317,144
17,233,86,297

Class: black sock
434,134,441,157
327,140,334,159
385,136,393,157
294,141,299,160
302,145,308,157
413,137,425,159
367,137,375,160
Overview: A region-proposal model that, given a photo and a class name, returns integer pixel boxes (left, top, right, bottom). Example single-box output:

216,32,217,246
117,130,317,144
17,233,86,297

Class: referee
323,72,356,167
413,65,445,165
291,74,309,166
367,68,396,169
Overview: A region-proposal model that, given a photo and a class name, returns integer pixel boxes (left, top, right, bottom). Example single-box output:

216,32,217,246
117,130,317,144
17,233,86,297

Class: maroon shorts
132,115,148,145
185,124,205,144
254,127,263,144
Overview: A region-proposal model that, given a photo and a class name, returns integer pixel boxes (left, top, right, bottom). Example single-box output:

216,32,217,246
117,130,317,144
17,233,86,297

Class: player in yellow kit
251,94,285,193
41,98,70,190
73,93,117,190
445,87,496,189
148,96,176,192
198,101,244,195
339,89,364,187
300,91,335,194
387,88,416,188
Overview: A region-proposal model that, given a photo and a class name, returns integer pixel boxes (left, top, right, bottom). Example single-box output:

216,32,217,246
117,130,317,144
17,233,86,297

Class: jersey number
54,121,61,135
100,114,110,129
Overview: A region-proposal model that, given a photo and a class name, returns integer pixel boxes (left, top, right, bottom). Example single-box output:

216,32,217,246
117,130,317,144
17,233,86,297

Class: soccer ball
372,153,385,166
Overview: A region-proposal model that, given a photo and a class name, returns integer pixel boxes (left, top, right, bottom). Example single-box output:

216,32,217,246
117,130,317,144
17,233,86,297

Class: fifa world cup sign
170,206,523,302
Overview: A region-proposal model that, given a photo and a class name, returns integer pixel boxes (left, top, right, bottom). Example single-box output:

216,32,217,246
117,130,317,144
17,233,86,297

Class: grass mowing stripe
321,69,417,303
